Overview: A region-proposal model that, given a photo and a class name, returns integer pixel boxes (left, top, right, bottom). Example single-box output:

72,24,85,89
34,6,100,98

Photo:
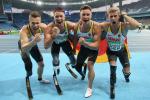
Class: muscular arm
123,15,142,30
20,26,36,53
99,22,109,40
44,24,53,49
67,21,76,42
83,22,101,49
66,21,76,47
39,23,47,34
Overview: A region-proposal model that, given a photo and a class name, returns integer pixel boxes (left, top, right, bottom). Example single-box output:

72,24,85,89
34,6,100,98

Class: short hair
107,6,120,14
29,11,41,18
80,5,92,11
53,7,65,13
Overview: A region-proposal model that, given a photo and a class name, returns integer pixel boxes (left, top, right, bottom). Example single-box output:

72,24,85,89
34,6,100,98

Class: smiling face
54,11,65,24
29,11,41,30
29,16,41,30
80,9,92,22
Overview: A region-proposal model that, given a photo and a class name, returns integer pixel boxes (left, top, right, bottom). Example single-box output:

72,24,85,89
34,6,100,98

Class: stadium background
1,1,150,100
0,0,150,35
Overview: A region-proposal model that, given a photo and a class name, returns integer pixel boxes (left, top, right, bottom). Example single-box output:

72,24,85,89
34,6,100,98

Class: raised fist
79,37,85,45
51,27,60,39
34,33,41,43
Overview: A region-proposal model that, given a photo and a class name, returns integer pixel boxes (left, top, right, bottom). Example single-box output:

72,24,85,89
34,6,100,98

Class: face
54,12,65,24
29,16,41,30
80,9,92,22
108,12,120,24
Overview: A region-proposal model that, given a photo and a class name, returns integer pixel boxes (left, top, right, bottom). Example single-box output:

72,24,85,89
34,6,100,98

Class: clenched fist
51,27,60,39
33,33,41,43
79,37,85,45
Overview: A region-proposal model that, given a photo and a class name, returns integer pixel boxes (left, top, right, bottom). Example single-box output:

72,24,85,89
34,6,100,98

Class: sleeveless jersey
53,21,69,44
106,23,126,51
77,21,97,50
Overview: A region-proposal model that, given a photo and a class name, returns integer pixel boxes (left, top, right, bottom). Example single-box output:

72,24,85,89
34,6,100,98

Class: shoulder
73,22,80,30
99,22,110,31
92,21,98,25
66,21,75,29
66,21,75,25
47,23,54,28
99,22,110,27
20,25,28,35
91,21,99,29
39,23,47,29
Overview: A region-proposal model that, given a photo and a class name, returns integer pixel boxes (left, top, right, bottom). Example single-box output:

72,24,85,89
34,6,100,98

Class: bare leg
87,61,95,89
85,61,95,98
37,61,44,80
122,65,131,82
37,61,50,84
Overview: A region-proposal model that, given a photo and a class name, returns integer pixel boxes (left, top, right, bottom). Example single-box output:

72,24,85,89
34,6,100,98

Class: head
29,11,41,30
80,5,92,22
107,6,120,24
53,7,65,24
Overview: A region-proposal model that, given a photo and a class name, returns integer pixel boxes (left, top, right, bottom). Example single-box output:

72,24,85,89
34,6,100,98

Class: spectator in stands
18,11,50,83
99,5,141,91
73,5,101,98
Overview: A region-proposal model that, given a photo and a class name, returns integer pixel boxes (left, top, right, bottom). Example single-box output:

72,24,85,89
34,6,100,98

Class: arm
20,26,40,53
81,22,101,49
44,24,60,49
122,12,142,29
99,22,109,40
39,23,47,34
67,21,76,42
44,24,53,49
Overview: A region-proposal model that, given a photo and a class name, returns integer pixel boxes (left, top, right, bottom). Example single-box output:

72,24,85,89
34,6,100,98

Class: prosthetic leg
122,69,131,82
110,65,117,99
26,76,33,100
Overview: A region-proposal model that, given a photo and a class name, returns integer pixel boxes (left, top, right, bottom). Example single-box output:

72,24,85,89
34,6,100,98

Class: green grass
0,29,19,35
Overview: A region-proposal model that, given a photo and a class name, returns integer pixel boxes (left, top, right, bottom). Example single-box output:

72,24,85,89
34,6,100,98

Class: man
99,6,142,98
73,5,101,98
44,7,76,76
18,11,49,83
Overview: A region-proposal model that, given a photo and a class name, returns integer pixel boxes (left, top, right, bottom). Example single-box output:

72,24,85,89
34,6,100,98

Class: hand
51,27,60,39
33,33,41,43
79,37,85,45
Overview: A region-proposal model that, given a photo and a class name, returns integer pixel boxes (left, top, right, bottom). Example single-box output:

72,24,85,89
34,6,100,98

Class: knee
123,63,130,68
53,57,59,66
110,65,117,74
26,61,32,68
109,61,116,66
23,57,32,69
38,61,44,67
87,61,94,70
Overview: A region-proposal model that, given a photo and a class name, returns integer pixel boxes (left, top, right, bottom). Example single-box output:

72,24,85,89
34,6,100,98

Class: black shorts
106,47,130,67
18,40,43,63
51,40,73,57
77,45,98,65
